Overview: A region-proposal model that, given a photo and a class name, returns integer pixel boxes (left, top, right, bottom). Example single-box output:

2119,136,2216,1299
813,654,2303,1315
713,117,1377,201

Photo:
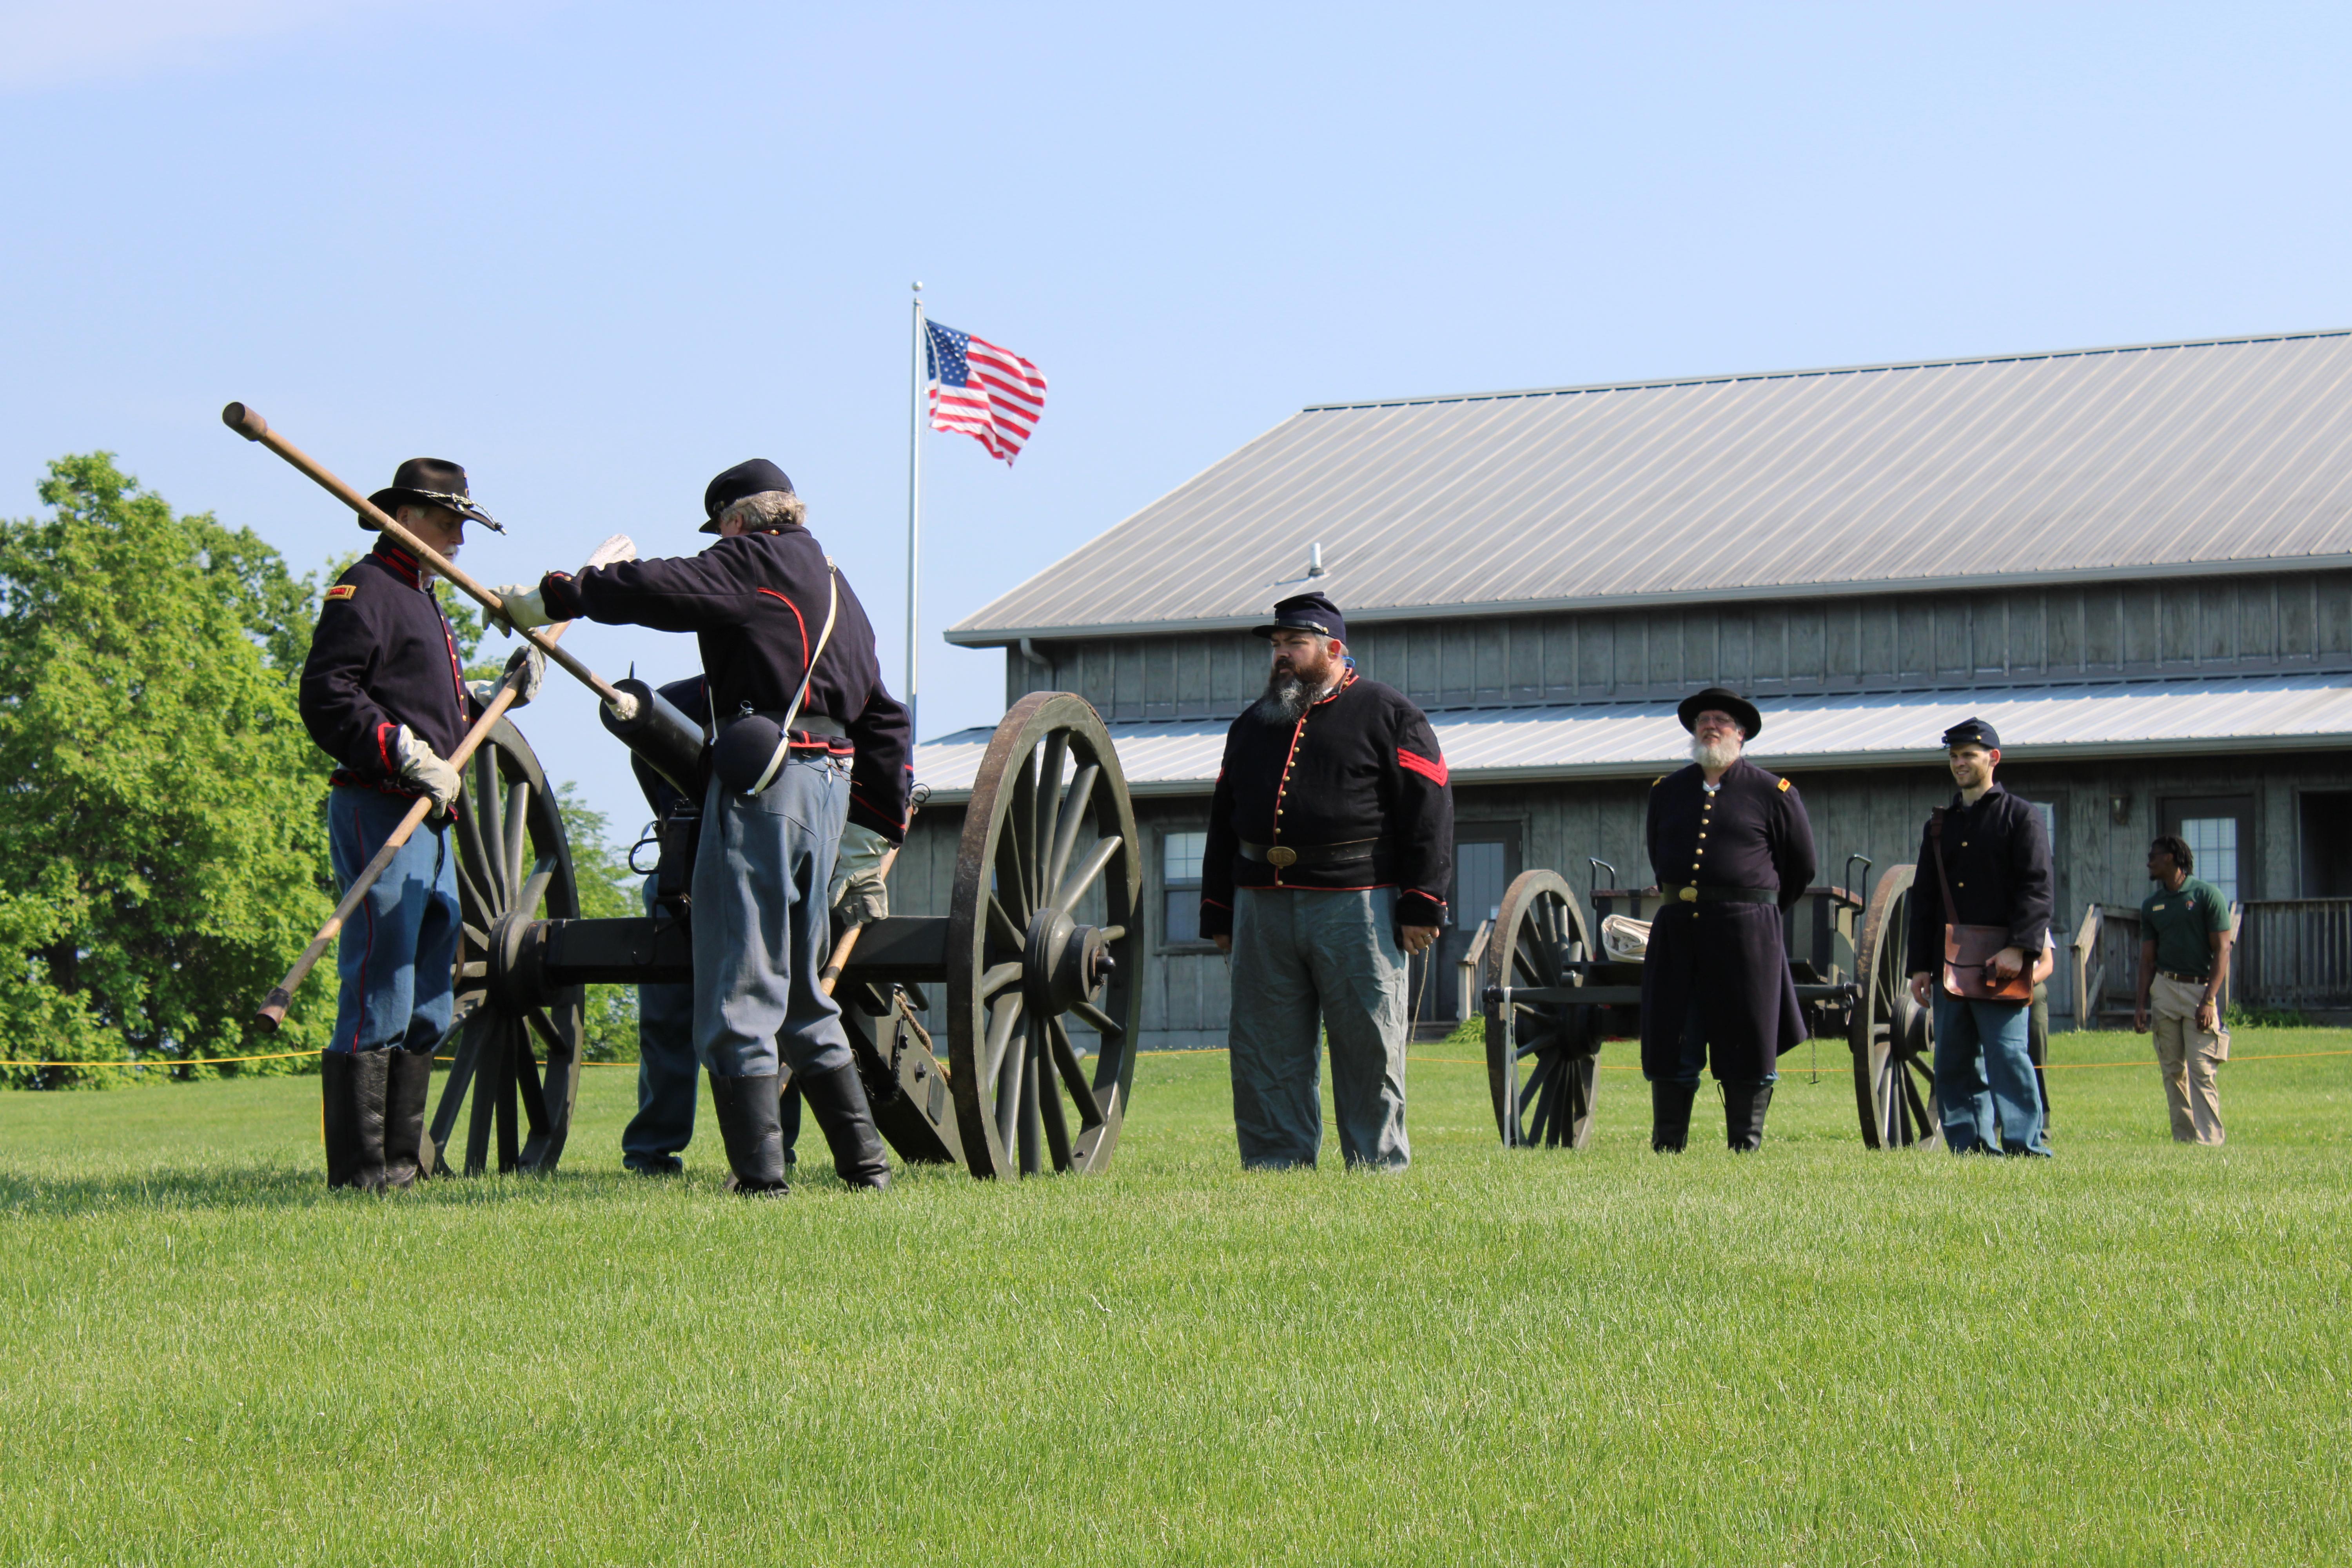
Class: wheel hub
483,909,545,1013
1023,907,1115,1018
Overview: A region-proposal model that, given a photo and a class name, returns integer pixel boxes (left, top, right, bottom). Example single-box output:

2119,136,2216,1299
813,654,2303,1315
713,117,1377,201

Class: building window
2180,816,2241,906
1161,830,1210,948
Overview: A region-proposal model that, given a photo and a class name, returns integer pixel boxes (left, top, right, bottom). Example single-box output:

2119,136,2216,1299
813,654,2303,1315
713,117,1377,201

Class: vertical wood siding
999,570,2352,722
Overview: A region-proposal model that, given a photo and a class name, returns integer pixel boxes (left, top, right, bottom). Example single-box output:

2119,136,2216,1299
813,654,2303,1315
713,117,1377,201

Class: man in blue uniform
1905,717,2054,1156
501,461,911,1196
1641,688,1817,1153
1201,592,1453,1171
299,458,541,1190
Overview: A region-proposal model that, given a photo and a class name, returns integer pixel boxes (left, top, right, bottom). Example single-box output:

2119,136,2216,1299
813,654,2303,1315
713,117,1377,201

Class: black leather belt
1239,837,1376,870
1659,885,1778,905
744,710,847,740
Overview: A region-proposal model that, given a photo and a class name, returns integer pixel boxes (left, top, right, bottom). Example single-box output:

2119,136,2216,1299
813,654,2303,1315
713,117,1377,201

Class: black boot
708,1072,790,1196
1725,1080,1774,1152
797,1062,891,1190
322,1049,389,1191
383,1049,436,1188
780,1077,802,1168
1650,1079,1698,1153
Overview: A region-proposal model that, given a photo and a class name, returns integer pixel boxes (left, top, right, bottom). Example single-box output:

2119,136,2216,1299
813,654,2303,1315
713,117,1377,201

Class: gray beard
1690,736,1741,773
1253,667,1331,724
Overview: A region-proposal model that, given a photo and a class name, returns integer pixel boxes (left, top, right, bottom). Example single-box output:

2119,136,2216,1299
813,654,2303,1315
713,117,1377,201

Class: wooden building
898,331,2352,1042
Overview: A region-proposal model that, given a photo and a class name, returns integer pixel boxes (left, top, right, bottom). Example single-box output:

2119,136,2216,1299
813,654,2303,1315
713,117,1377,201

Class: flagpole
906,281,926,741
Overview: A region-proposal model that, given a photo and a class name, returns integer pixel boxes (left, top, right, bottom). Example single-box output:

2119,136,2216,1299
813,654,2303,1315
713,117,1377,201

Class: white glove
580,534,637,573
493,584,553,634
468,646,546,710
394,726,462,816
828,822,894,928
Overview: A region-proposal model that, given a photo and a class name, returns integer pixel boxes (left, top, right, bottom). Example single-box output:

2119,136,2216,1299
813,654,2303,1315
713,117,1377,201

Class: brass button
1699,832,1707,838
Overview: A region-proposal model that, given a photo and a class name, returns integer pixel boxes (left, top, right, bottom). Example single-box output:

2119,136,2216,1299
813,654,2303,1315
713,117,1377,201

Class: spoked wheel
430,717,585,1176
1482,870,1601,1149
1850,864,1939,1149
947,693,1143,1178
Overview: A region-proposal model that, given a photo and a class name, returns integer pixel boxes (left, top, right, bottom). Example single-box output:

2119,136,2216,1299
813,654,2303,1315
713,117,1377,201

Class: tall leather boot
1649,1079,1698,1153
779,1076,802,1168
796,1062,891,1190
708,1071,790,1196
383,1049,437,1189
1725,1080,1774,1153
321,1049,389,1191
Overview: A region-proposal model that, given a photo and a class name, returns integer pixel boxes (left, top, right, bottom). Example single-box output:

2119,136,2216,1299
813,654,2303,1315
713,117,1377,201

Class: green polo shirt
2141,875,2231,977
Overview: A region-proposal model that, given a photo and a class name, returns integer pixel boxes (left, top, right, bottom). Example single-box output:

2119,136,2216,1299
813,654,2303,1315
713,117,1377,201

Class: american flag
925,319,1047,464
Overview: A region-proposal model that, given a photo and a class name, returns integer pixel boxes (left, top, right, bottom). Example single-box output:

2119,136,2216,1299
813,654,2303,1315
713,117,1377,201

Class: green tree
0,455,334,1085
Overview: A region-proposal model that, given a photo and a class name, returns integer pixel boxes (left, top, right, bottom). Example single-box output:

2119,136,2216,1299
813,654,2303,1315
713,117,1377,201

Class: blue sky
3,1,2347,838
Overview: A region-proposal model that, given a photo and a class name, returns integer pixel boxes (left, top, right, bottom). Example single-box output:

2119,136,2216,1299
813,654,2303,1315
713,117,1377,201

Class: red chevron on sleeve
1397,748,1448,787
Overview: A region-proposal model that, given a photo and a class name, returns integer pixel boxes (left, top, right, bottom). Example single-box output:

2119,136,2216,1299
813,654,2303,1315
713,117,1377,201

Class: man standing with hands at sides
1906,718,2054,1156
1201,592,1452,1172
2134,835,2234,1145
1641,688,1816,1153
498,461,910,1197
300,458,544,1190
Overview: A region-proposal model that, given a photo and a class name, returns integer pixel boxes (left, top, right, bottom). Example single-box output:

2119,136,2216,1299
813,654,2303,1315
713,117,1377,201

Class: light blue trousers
1227,886,1411,1171
1932,992,2052,1156
690,757,851,1080
327,787,460,1056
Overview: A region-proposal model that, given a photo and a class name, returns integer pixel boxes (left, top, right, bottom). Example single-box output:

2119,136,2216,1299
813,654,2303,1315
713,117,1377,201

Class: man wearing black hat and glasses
1905,717,2054,1156
1200,592,1453,1171
299,458,545,1189
499,461,911,1196
1640,688,1817,1152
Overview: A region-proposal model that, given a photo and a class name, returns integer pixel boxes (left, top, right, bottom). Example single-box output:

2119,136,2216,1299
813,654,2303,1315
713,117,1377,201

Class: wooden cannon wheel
1848,864,1940,1149
430,717,586,1176
946,692,1143,1178
1482,869,1602,1149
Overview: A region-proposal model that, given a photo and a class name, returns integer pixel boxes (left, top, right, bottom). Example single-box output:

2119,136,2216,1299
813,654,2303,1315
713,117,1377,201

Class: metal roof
911,674,2352,800
948,330,2352,645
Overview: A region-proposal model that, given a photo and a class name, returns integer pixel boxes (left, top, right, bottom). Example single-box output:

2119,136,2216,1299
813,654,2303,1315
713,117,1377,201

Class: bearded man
1200,592,1453,1170
1641,687,1817,1153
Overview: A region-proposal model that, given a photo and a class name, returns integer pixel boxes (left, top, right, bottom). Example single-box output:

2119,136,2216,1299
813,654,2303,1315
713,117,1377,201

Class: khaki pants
2149,974,2226,1145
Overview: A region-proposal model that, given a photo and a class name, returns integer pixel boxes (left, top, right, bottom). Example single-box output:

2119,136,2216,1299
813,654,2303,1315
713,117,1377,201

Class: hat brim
367,486,503,534
1252,620,1343,640
1678,693,1764,739
699,517,723,535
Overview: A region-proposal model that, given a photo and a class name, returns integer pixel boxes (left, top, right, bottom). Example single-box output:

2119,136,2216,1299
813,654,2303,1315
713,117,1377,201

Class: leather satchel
1929,810,2033,1003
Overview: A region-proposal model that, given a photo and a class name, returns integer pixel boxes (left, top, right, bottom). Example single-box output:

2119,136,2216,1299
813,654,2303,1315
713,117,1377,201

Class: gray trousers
691,756,851,1080
1227,886,1411,1170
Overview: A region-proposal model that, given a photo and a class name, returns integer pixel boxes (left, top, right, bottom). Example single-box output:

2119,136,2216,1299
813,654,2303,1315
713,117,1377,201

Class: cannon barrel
598,677,707,797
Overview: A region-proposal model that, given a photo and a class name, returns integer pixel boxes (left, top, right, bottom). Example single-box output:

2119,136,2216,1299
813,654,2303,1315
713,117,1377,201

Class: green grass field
4,1028,2348,1565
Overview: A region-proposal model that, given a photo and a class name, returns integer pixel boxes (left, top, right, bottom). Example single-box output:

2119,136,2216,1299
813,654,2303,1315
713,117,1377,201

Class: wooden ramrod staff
225,401,637,1031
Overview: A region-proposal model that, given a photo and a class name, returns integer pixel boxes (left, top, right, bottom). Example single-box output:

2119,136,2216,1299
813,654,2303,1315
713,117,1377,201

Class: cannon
414,690,1143,1181
1477,856,1931,1148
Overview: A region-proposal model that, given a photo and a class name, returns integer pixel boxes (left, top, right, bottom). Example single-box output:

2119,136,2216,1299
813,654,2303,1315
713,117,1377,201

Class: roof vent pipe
1306,543,1325,577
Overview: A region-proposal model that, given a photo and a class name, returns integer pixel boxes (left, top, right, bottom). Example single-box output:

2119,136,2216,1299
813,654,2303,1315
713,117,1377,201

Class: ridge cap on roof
1298,327,2352,414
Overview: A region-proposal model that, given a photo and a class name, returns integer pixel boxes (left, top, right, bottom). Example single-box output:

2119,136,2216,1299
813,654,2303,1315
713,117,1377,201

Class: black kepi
1940,715,2001,750
700,459,796,534
1677,686,1762,739
367,457,503,533
1252,591,1347,645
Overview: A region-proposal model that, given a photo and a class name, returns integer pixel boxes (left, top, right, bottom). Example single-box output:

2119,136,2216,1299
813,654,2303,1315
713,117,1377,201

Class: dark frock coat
1638,757,1818,1082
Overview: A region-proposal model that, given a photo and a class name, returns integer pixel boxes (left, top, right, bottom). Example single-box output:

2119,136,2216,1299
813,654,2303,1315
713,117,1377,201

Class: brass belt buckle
1267,846,1298,869
1678,885,1697,903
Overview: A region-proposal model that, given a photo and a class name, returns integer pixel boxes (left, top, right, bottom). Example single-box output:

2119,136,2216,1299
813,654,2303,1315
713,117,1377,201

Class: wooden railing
2234,899,2352,1011
2072,904,2144,1030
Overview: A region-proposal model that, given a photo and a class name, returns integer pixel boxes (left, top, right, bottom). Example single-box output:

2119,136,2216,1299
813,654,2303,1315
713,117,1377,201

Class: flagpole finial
912,280,923,293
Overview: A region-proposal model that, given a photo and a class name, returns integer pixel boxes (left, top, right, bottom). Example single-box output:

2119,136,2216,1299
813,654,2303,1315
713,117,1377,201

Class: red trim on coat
375,722,399,775
851,790,906,830
756,587,811,671
1397,748,1449,787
